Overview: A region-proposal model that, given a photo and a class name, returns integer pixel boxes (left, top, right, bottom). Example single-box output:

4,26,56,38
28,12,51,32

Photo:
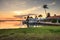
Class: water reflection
0,21,27,29
0,20,44,29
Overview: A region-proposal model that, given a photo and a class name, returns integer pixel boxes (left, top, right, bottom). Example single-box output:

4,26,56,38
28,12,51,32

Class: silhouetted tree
30,17,33,18
35,16,37,17
46,13,50,18
38,14,42,18
24,17,26,19
43,5,48,14
26,16,29,28
54,14,56,16
38,14,42,19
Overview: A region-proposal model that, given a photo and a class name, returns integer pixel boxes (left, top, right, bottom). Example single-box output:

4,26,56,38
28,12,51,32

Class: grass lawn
0,26,60,40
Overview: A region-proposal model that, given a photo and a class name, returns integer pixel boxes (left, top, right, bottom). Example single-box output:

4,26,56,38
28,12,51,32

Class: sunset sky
0,0,60,20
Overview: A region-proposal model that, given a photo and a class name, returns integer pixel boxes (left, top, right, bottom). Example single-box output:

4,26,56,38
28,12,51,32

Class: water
0,21,27,29
0,21,44,29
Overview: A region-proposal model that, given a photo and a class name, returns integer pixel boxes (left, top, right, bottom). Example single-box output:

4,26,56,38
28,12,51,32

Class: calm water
0,21,27,29
0,21,44,29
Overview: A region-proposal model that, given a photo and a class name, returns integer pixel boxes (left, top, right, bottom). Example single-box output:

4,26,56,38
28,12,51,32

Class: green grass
0,26,60,40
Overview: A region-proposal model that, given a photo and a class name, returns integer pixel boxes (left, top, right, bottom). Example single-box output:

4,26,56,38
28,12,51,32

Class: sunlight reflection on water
0,21,44,29
0,21,27,29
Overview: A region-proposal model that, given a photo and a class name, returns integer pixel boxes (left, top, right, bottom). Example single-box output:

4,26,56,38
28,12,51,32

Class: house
46,15,60,23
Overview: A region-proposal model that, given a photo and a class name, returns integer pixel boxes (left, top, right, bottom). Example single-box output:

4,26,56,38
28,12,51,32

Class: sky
0,0,60,20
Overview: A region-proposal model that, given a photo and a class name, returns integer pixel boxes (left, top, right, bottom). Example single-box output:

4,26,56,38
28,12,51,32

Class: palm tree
38,14,42,18
38,14,42,19
43,5,48,14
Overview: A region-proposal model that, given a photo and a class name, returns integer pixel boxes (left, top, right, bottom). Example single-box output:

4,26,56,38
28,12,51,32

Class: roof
47,15,60,19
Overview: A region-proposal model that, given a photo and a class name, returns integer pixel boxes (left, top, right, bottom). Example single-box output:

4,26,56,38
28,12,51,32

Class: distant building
46,15,60,23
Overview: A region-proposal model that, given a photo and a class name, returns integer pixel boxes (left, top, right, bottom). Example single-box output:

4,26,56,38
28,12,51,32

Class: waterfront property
45,15,60,23
23,15,60,26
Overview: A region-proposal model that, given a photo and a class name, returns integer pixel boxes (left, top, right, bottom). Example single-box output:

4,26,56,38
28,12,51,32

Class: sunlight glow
13,11,22,15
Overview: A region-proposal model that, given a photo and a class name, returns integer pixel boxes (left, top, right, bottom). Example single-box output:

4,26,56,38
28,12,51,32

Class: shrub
51,19,57,23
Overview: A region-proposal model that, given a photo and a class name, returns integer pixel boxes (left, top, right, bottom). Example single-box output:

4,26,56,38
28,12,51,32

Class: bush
51,19,57,23
58,19,60,23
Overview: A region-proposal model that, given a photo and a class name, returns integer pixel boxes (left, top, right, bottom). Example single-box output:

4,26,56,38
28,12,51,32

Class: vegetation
51,19,60,23
46,13,51,18
58,19,60,23
0,26,60,40
52,19,57,23
43,5,48,15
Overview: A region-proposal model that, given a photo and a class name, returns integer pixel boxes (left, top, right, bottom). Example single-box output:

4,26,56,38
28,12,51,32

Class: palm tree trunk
44,9,47,18
45,9,46,14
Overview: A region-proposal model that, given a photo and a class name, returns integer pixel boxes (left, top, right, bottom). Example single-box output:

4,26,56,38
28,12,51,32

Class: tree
38,14,42,20
24,17,26,19
54,14,56,16
38,14,42,18
35,16,38,19
26,16,30,28
43,5,48,14
46,13,50,18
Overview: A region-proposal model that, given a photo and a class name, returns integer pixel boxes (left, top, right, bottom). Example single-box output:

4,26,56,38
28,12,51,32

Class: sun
13,11,22,15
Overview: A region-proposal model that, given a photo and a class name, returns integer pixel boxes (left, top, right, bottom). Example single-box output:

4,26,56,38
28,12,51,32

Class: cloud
0,0,27,11
14,14,36,18
13,6,41,18
20,1,26,5
21,6,41,13
26,6,41,11
14,6,41,15
48,2,56,6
